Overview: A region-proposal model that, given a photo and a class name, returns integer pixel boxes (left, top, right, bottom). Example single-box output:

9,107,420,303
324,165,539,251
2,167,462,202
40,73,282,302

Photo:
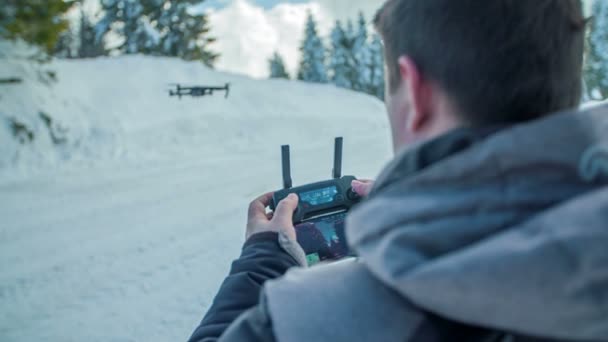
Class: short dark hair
374,0,586,125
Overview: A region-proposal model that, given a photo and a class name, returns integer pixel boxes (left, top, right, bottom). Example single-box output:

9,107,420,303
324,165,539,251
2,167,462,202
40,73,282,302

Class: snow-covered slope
0,54,391,342
1,46,389,177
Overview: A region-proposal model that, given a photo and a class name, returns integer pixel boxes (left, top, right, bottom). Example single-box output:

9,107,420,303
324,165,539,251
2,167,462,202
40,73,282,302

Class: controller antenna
281,145,293,189
333,137,343,179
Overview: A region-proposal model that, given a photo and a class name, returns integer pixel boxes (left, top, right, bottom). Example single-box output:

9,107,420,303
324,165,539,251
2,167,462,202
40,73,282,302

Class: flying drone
168,83,230,99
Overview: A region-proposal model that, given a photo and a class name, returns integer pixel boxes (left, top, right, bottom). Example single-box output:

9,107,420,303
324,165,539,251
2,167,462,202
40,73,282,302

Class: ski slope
0,54,391,341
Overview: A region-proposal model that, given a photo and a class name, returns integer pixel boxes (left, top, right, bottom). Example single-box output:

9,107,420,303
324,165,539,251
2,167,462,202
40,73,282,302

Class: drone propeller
224,83,230,98
167,83,181,90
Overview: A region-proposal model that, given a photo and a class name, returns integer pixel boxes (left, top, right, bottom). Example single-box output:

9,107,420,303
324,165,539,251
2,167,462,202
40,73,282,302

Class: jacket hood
346,104,608,340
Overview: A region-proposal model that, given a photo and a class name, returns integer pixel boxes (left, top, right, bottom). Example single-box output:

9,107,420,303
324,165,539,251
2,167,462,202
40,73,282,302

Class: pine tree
0,0,76,54
94,0,217,65
584,0,608,100
268,52,290,79
329,20,352,89
54,28,76,58
156,0,218,65
77,9,106,58
326,14,385,100
352,12,372,92
297,12,328,83
343,19,360,89
369,34,385,100
345,19,355,41
96,0,159,55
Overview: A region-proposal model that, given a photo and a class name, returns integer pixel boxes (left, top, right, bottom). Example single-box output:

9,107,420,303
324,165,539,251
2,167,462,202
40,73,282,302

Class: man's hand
246,192,299,241
351,179,375,197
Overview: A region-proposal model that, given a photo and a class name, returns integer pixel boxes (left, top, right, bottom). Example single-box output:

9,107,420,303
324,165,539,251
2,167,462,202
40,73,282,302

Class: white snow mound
1,43,388,178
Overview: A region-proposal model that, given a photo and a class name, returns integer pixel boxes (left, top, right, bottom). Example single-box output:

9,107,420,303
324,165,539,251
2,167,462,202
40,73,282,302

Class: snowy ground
0,54,391,341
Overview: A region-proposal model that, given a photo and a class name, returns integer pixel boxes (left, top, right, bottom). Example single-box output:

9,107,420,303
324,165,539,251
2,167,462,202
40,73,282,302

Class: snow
0,52,391,341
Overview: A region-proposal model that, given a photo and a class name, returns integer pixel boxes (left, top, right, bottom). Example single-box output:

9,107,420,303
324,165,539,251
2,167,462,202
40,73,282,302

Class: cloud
209,0,323,78
316,0,384,23
208,0,384,78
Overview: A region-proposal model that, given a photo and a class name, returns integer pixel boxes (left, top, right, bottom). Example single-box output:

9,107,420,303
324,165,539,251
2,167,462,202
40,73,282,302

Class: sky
202,0,385,78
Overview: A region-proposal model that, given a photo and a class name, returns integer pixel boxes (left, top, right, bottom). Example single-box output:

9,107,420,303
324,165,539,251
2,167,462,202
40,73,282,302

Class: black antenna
333,137,343,179
281,145,293,189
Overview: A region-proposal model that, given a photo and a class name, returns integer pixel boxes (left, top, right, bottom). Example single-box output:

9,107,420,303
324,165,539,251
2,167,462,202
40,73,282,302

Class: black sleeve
218,294,277,342
188,232,300,342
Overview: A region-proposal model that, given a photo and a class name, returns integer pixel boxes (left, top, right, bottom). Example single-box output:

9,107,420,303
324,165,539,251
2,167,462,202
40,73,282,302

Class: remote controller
269,137,361,222
269,138,361,264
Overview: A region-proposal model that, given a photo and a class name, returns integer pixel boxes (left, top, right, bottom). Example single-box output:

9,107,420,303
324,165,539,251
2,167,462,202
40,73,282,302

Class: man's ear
398,56,431,134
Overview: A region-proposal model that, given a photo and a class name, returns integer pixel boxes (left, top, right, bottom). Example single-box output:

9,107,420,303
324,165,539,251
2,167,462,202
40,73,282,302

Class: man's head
374,0,586,152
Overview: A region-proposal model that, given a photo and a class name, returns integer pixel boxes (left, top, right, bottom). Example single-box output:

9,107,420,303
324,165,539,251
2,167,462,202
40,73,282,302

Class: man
189,0,608,341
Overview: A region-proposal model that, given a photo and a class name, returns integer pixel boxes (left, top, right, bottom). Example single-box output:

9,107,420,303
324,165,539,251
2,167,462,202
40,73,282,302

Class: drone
168,83,230,99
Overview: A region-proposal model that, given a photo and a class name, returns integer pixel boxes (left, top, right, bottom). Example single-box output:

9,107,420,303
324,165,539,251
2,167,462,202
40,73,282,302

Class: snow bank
0,45,388,179
0,41,122,173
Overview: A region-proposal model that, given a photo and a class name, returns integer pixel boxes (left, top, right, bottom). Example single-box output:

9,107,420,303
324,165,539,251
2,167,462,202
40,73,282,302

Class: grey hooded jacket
194,104,608,342
264,104,608,342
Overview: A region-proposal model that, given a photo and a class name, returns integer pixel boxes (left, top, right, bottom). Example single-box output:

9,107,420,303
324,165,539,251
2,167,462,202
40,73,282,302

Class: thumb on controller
352,179,374,197
272,194,299,226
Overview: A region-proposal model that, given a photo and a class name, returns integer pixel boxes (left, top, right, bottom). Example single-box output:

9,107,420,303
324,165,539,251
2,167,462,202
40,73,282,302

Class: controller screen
295,212,349,266
299,186,339,206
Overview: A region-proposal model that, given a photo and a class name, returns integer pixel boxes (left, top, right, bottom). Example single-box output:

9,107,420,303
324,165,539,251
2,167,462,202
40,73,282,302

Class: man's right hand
246,192,299,241
351,179,375,197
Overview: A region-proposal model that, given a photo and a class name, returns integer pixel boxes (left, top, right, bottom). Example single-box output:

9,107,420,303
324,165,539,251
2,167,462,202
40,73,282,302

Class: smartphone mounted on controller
269,138,361,266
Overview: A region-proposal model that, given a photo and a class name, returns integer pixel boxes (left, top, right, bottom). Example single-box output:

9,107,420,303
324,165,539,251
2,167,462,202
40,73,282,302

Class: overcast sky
203,0,385,78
